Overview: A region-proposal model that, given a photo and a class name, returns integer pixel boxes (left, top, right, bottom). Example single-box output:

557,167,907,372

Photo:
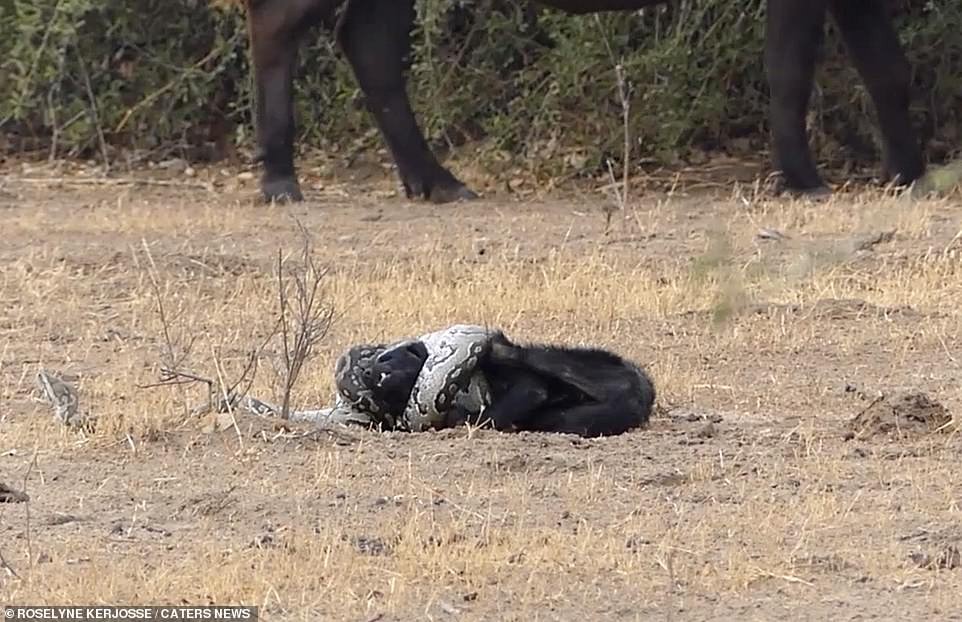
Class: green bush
1,0,959,175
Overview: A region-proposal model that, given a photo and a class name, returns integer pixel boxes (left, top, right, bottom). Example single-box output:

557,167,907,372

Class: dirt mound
845,392,954,441
910,546,961,571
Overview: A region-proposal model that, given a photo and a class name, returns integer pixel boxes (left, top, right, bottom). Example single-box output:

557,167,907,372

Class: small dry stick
138,241,280,417
212,347,244,447
138,368,216,414
0,545,18,578
22,450,38,568
222,329,278,406
663,550,676,622
753,567,815,587
139,240,211,406
273,222,334,419
142,238,180,369
0,483,24,578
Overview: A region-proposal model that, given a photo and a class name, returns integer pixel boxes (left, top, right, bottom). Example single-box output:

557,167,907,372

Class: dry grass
1,168,961,620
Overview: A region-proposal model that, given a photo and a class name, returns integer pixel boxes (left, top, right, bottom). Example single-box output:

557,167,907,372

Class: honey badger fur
330,325,655,438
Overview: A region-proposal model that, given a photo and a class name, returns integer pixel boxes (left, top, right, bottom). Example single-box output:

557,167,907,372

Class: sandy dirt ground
0,161,961,621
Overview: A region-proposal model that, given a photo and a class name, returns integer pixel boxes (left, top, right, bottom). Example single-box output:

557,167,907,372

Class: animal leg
765,0,830,195
247,0,331,203
829,0,924,186
337,0,478,203
481,370,551,432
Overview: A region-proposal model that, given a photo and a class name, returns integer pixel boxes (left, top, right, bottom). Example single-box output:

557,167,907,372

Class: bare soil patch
1,163,962,620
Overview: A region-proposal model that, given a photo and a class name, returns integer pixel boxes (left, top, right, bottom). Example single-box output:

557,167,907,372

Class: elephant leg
337,0,478,203
247,0,333,202
765,0,830,195
829,0,924,186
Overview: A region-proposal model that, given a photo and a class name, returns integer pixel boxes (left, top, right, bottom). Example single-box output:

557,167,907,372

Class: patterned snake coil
327,324,495,431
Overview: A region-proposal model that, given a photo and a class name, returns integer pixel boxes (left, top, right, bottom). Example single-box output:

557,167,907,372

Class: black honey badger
356,326,655,438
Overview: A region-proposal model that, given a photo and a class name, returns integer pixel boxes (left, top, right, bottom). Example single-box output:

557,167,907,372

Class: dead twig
22,450,38,568
139,239,269,408
138,231,311,423
0,545,18,578
139,240,216,409
272,220,335,420
0,494,19,578
212,347,244,448
225,327,281,404
753,567,815,587
138,368,212,391
659,550,676,622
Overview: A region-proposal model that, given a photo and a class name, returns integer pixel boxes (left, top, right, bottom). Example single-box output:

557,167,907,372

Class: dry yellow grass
1,168,961,620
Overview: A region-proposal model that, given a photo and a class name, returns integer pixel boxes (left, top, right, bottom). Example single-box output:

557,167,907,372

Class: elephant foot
261,175,304,204
429,182,479,204
402,168,479,204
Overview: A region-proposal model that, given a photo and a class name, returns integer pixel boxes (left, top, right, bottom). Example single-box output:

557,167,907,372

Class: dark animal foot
774,175,832,201
795,185,832,201
882,161,925,188
403,171,479,204
430,182,479,204
261,176,304,204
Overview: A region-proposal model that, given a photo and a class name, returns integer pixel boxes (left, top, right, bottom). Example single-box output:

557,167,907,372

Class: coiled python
246,324,496,430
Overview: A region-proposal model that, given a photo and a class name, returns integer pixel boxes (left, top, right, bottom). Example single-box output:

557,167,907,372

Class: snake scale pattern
326,324,495,431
